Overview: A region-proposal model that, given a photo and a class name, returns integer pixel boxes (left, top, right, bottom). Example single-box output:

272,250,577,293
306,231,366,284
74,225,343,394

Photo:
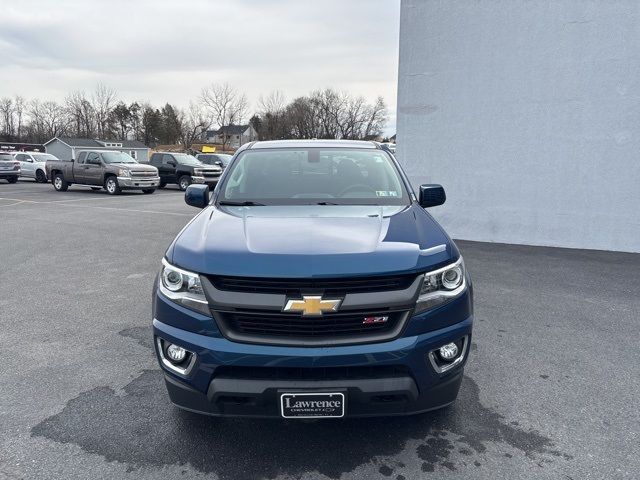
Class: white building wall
396,0,640,252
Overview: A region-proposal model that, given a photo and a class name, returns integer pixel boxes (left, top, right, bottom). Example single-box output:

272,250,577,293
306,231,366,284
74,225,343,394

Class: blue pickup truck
152,140,473,418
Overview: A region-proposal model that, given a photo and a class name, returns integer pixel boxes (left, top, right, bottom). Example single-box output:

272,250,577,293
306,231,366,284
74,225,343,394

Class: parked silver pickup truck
46,150,160,195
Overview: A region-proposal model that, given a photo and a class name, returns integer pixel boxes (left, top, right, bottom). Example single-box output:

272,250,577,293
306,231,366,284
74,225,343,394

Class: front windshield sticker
376,191,398,197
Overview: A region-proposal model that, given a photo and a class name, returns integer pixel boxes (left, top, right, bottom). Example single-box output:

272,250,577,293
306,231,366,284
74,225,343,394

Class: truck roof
247,139,379,150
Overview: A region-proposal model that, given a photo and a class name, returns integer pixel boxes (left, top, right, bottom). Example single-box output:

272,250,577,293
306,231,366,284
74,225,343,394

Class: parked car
195,153,233,169
46,150,160,195
153,139,472,419
14,152,58,183
150,152,222,191
0,152,20,183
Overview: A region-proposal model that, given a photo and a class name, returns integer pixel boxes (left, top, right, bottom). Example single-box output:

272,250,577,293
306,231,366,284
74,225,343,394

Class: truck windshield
102,152,138,164
173,154,202,166
218,148,410,206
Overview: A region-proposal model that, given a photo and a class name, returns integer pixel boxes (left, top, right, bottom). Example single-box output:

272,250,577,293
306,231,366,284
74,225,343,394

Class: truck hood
169,204,457,277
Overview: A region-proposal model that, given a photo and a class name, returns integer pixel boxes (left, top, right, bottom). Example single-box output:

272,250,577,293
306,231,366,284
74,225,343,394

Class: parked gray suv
0,152,20,183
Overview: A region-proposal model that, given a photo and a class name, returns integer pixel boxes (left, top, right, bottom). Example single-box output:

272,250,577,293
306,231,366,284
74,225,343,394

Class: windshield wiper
218,200,266,206
314,201,339,205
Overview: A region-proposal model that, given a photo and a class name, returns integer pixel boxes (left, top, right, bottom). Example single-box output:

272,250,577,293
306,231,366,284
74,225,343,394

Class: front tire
104,176,121,195
35,170,47,183
142,188,156,194
52,173,68,191
178,175,192,191
158,180,167,189
7,176,18,184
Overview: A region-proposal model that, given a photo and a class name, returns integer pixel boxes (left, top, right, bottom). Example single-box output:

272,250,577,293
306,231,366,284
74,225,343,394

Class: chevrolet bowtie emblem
283,295,342,316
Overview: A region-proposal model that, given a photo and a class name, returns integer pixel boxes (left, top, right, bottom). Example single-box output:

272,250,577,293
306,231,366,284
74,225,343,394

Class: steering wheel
338,184,377,197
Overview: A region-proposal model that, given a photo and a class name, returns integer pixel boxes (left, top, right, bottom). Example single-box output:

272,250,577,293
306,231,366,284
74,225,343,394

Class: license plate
280,392,345,418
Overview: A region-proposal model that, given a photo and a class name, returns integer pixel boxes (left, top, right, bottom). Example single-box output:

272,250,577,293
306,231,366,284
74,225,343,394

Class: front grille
131,171,156,177
210,274,417,296
214,365,410,381
214,309,407,345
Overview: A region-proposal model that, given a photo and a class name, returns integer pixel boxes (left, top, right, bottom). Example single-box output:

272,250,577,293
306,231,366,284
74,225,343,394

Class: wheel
35,170,47,183
142,188,156,194
7,176,18,184
91,187,101,191
52,173,68,191
178,175,192,191
158,180,167,189
104,176,121,195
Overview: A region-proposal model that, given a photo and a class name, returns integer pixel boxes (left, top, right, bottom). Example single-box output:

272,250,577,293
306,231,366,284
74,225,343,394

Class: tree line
0,83,388,149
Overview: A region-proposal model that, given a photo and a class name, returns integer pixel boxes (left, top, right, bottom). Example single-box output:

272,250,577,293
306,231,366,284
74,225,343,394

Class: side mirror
185,184,210,208
168,161,176,167
419,184,446,208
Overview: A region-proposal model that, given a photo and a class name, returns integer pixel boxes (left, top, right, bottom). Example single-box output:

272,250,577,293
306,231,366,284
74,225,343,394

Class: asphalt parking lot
0,180,638,480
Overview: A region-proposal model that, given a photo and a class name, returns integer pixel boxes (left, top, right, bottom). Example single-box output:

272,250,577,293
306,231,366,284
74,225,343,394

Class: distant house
203,124,258,148
44,137,151,163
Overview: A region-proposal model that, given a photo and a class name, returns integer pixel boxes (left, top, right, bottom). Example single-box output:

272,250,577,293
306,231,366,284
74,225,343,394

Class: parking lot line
0,199,30,207
53,202,194,216
0,194,183,205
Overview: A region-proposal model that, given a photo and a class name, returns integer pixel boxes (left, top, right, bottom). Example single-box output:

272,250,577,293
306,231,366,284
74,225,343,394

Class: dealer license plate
280,392,345,418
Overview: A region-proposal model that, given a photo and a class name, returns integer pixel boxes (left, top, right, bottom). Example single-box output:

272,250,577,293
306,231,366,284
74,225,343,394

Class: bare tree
180,101,212,149
361,96,387,139
257,90,291,140
92,83,118,139
281,89,387,140
0,97,14,139
27,99,67,143
65,91,95,138
201,83,248,150
258,90,287,115
110,102,132,140
14,96,25,140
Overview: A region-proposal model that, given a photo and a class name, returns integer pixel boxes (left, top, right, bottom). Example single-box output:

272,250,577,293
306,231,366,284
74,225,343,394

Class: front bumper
191,175,221,185
117,176,160,189
153,315,472,418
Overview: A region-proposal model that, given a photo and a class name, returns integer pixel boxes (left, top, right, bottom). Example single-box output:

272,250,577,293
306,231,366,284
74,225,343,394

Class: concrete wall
397,0,640,252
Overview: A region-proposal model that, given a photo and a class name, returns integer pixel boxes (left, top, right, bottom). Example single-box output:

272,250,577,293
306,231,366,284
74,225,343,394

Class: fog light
166,343,187,363
439,342,459,361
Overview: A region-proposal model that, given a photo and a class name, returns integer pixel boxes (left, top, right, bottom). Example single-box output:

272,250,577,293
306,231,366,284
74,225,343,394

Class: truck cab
150,152,222,191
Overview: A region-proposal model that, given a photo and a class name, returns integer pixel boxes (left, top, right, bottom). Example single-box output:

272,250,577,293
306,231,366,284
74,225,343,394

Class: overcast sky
0,0,400,134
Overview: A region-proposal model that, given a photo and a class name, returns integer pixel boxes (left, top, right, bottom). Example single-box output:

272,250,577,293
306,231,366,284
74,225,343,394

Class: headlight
415,257,466,314
159,258,210,316
118,169,131,177
193,168,203,175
